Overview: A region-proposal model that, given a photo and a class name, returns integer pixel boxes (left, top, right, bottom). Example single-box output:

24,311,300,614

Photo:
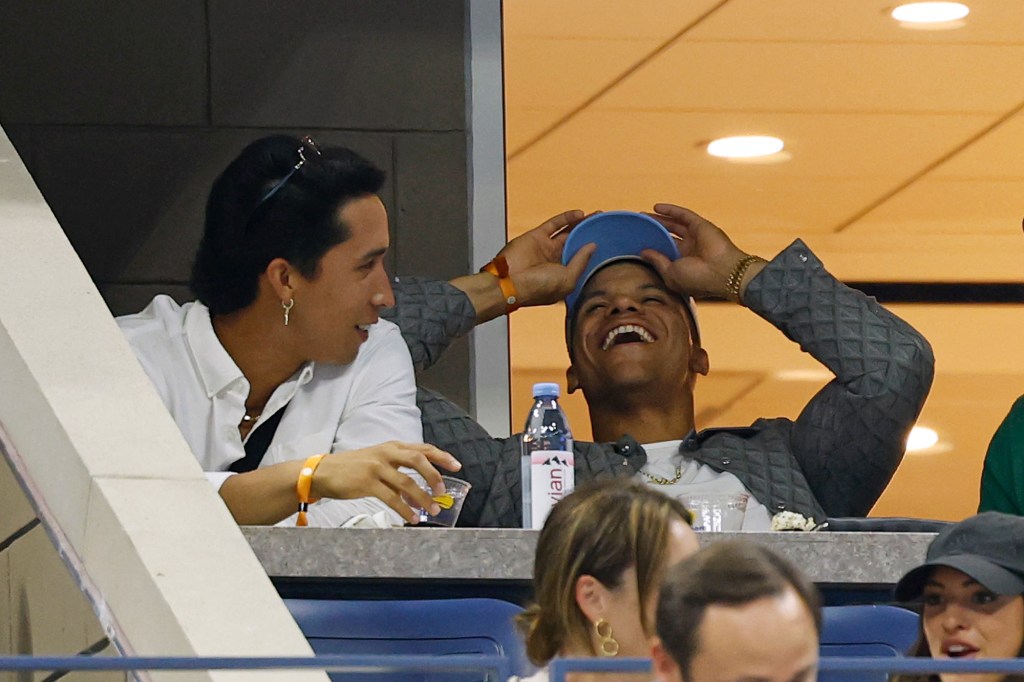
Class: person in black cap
381,204,935,527
894,511,1024,682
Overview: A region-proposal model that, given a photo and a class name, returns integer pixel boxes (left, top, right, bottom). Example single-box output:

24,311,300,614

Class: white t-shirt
636,439,772,531
117,295,422,527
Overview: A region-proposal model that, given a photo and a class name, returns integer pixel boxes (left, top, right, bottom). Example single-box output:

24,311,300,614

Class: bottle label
529,450,575,530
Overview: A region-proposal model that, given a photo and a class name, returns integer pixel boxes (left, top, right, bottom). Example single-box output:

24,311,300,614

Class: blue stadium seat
820,605,920,682
284,598,534,682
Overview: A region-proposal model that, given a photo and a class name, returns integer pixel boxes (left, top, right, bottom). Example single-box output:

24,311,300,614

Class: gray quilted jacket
382,240,935,528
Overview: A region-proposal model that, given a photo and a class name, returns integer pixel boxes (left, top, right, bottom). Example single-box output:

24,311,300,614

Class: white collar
183,302,315,399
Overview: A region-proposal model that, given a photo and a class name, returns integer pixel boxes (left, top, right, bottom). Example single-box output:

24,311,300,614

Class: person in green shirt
979,396,1024,515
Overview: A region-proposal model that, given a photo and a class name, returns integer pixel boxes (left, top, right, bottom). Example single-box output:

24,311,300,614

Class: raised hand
497,210,596,307
642,203,765,302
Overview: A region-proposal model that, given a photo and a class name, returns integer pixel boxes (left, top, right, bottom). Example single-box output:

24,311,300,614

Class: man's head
191,135,395,364
191,135,387,317
561,212,707,401
653,541,822,682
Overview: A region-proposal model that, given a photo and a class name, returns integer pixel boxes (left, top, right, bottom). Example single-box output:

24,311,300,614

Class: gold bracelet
480,255,521,314
725,254,767,303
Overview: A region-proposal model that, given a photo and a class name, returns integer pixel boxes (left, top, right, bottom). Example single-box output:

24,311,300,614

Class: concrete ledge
243,526,935,586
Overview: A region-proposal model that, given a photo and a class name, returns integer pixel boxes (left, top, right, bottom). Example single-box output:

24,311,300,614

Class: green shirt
980,395,1024,516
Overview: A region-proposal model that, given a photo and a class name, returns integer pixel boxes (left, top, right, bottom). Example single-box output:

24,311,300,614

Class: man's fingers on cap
653,203,701,225
566,243,596,276
645,212,687,235
545,209,584,232
640,248,671,271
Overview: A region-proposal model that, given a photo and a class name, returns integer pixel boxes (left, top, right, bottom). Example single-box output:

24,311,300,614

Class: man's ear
573,574,607,623
265,257,297,302
690,347,709,377
566,365,579,394
651,638,683,682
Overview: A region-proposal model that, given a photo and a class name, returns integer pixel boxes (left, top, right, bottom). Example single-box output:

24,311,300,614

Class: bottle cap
532,382,561,398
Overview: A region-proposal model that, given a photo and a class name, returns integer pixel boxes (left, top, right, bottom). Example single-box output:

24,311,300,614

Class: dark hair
516,478,693,666
892,566,1024,682
190,135,386,315
656,541,822,678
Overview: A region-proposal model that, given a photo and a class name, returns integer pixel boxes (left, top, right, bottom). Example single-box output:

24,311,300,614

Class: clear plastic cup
678,492,749,532
405,473,472,527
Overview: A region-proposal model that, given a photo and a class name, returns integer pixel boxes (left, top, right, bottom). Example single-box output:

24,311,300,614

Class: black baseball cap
894,511,1024,601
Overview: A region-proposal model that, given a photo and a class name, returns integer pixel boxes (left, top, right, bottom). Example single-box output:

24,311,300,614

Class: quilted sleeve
742,240,935,516
380,276,477,372
416,386,521,527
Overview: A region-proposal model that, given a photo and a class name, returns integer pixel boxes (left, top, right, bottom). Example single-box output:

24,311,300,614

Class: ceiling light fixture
891,2,969,25
905,426,939,452
706,136,785,160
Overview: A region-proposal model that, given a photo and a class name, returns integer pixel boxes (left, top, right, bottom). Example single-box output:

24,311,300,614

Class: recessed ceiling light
706,136,785,160
906,426,939,452
774,369,834,382
891,2,969,24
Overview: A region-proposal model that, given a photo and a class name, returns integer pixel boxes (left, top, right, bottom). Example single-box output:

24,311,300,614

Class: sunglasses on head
258,135,321,205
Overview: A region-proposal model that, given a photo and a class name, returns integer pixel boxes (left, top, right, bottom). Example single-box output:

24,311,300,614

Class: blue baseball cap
562,211,699,345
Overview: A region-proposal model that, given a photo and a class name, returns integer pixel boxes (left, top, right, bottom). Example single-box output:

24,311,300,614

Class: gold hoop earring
594,618,619,657
282,298,294,326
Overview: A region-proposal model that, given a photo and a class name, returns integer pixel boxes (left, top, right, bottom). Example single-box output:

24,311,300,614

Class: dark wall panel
0,0,207,126
26,128,395,288
209,0,466,131
394,132,470,280
0,0,474,410
28,129,219,284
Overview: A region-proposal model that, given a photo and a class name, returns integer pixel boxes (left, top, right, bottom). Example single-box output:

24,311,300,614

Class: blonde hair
516,478,692,666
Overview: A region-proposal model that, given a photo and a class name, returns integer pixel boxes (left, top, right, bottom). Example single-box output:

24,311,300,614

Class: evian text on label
529,450,575,529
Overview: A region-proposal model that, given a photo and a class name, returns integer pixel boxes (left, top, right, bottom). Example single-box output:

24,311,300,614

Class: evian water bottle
521,382,574,529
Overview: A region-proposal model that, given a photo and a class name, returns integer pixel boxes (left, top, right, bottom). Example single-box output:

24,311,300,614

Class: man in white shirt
119,135,458,527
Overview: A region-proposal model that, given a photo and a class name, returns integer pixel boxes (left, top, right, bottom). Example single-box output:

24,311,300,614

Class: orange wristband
481,255,521,314
296,454,325,527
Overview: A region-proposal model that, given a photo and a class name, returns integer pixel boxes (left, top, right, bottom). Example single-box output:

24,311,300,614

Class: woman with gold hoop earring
511,479,699,682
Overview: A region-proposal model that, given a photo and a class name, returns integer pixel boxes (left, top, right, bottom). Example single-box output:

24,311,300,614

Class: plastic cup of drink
677,493,749,532
405,473,472,527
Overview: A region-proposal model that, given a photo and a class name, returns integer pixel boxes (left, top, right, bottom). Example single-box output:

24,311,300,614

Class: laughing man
383,204,934,528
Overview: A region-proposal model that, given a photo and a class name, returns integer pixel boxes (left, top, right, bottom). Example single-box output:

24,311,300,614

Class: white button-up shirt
118,295,422,527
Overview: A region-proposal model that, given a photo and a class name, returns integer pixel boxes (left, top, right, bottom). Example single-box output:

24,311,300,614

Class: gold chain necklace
641,464,683,486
